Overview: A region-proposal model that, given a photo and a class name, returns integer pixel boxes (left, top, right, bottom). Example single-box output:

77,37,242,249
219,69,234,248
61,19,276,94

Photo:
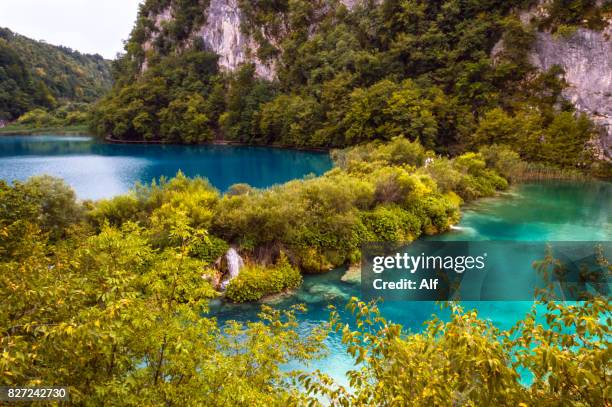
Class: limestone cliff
140,0,362,80
137,0,611,157
529,24,612,159
194,0,274,79
141,0,277,79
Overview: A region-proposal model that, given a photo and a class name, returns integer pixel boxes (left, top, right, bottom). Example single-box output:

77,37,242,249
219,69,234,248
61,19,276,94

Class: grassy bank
512,163,591,181
0,123,91,135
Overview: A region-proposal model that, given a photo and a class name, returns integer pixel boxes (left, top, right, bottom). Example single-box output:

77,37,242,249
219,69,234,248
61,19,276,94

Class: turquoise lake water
1,135,609,385
0,135,332,199
212,181,611,384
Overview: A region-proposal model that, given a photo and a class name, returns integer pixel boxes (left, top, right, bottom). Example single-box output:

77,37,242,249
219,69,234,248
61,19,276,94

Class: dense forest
91,0,610,172
0,27,112,123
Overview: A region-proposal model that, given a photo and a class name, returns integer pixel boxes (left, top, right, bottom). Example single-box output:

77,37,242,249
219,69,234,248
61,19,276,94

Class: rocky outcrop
141,0,368,80
141,7,173,72
529,24,612,159
195,0,275,79
140,0,279,79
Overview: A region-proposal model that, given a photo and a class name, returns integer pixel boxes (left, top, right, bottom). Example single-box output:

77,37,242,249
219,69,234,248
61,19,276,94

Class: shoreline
0,131,330,153
0,125,91,136
2,131,608,179
104,135,331,153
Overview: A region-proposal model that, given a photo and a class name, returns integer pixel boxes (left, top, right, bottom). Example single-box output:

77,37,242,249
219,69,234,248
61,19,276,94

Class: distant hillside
0,27,112,121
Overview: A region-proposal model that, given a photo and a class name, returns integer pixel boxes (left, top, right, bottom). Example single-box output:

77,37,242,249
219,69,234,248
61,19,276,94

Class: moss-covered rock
225,253,302,303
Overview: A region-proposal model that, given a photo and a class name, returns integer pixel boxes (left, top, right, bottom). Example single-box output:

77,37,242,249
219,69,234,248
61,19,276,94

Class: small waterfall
220,248,244,290
450,225,477,235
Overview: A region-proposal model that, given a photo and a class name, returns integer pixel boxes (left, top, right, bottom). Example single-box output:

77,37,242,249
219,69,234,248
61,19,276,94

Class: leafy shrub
333,137,427,169
13,103,92,129
16,108,57,127
226,253,302,302
479,144,526,181
89,172,219,229
190,235,229,263
472,108,595,168
422,153,508,202
300,290,611,406
0,176,82,241
87,194,143,227
361,205,422,242
342,80,439,147
258,94,322,146
411,194,461,235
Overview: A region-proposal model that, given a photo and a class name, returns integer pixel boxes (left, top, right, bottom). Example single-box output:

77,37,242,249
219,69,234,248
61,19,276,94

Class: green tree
0,176,82,243
159,93,213,143
258,94,321,146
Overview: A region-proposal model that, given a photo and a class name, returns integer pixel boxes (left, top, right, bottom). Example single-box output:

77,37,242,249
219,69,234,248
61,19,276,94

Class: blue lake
0,135,333,199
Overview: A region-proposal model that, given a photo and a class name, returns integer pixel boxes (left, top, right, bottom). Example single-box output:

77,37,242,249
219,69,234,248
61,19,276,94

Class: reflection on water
0,135,333,200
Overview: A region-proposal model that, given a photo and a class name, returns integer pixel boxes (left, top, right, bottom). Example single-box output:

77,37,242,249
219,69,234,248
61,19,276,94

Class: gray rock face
191,0,366,79
195,0,276,80
142,0,364,80
141,7,173,71
529,25,612,159
141,1,274,78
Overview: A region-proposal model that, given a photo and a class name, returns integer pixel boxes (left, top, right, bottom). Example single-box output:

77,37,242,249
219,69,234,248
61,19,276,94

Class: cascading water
449,225,477,236
220,247,244,290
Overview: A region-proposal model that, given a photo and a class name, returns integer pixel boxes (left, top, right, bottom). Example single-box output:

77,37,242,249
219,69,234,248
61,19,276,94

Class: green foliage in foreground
226,253,303,303
295,292,611,406
0,226,326,405
0,141,609,405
